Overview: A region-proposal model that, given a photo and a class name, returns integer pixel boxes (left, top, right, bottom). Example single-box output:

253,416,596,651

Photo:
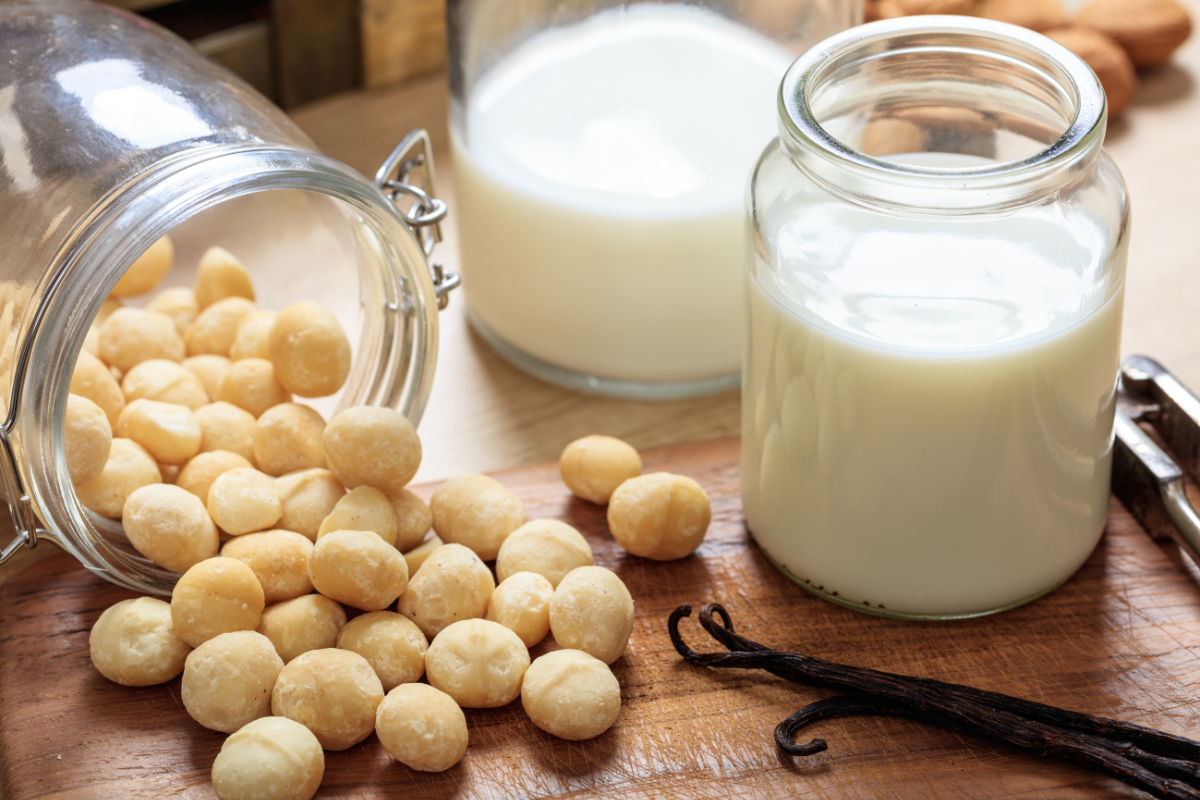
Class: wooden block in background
362,0,447,89
272,0,362,108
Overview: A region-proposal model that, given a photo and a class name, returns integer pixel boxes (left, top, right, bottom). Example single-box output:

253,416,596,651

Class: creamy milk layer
452,5,795,382
743,153,1125,615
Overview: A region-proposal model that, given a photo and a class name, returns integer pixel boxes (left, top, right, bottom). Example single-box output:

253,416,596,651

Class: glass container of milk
744,17,1130,619
447,0,858,398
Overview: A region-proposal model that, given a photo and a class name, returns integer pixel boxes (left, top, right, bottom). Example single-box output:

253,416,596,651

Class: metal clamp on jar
0,0,457,595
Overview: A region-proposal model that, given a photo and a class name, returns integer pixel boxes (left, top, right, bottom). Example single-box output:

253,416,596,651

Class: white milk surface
452,5,795,383
743,153,1125,616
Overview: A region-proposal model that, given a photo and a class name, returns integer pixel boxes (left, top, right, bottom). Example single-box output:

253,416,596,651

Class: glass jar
743,17,1130,619
447,0,859,399
0,0,456,595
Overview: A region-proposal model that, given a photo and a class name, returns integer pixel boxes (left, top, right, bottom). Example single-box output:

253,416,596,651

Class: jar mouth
778,16,1107,213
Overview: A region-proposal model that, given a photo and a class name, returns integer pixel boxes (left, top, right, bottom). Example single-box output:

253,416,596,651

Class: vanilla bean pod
670,603,1200,800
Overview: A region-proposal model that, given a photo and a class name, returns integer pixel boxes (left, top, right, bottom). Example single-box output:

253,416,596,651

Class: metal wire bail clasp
375,129,461,310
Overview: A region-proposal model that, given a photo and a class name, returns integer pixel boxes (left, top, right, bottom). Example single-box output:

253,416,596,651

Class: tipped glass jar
0,1,456,595
743,17,1130,619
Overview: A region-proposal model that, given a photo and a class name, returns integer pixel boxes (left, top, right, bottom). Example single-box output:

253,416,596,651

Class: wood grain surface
3,436,1200,800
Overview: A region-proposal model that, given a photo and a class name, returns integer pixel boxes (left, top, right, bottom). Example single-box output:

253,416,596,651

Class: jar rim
778,16,1108,213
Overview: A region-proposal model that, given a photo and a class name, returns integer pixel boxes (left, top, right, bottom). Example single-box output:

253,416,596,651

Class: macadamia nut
549,566,634,665
271,649,383,751
389,488,432,552
521,649,621,740
253,403,326,477
182,630,283,733
336,611,428,691
560,435,642,504
77,438,161,519
430,473,525,560
207,467,282,535
90,597,190,686
221,529,314,604
171,557,266,648
402,534,442,577
182,354,231,400
99,307,185,372
187,297,256,357
424,619,530,708
121,358,208,410
318,486,396,546
308,529,408,611
607,472,711,560
72,350,125,427
398,543,494,639
195,401,258,464
376,684,467,772
123,484,219,572
116,399,202,465
495,519,593,588
211,717,324,800
487,572,553,648
217,358,292,418
258,595,347,663
145,286,198,338
177,450,254,505
323,406,421,496
275,468,345,541
268,302,352,398
111,235,173,298
65,393,112,486
229,310,276,362
195,247,255,310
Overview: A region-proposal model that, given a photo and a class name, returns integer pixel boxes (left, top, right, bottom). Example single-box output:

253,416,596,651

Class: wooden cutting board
2,435,1200,800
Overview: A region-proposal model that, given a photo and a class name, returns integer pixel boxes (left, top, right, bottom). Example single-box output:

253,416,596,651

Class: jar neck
778,16,1107,215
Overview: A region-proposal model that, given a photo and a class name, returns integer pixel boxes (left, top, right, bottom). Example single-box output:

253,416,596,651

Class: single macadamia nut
90,597,190,686
976,0,1067,30
425,619,530,708
123,484,219,572
258,595,348,664
229,310,277,362
1075,0,1193,68
187,297,257,357
521,649,621,740
607,473,711,560
121,358,209,410
208,467,283,535
77,438,161,519
211,717,324,800
487,572,553,648
222,530,315,604
65,393,112,486
318,486,397,546
495,519,593,588
116,399,202,465
217,358,292,418
195,401,259,464
560,435,643,504
271,649,384,751
402,534,442,577
323,406,421,496
171,557,266,647
195,246,255,310
549,566,634,665
72,350,125,426
398,543,494,639
253,403,326,477
177,450,254,505
111,235,173,297
308,529,408,611
99,307,185,372
337,611,428,691
182,630,283,733
182,354,231,400
430,473,525,560
389,488,433,552
145,286,198,338
376,684,467,772
268,302,352,398
275,468,345,541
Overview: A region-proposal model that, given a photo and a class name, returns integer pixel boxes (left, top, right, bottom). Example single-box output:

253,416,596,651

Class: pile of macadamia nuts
84,237,713,800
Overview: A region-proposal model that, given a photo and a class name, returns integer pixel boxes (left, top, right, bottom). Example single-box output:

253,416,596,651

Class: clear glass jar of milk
744,17,1130,619
447,0,858,398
